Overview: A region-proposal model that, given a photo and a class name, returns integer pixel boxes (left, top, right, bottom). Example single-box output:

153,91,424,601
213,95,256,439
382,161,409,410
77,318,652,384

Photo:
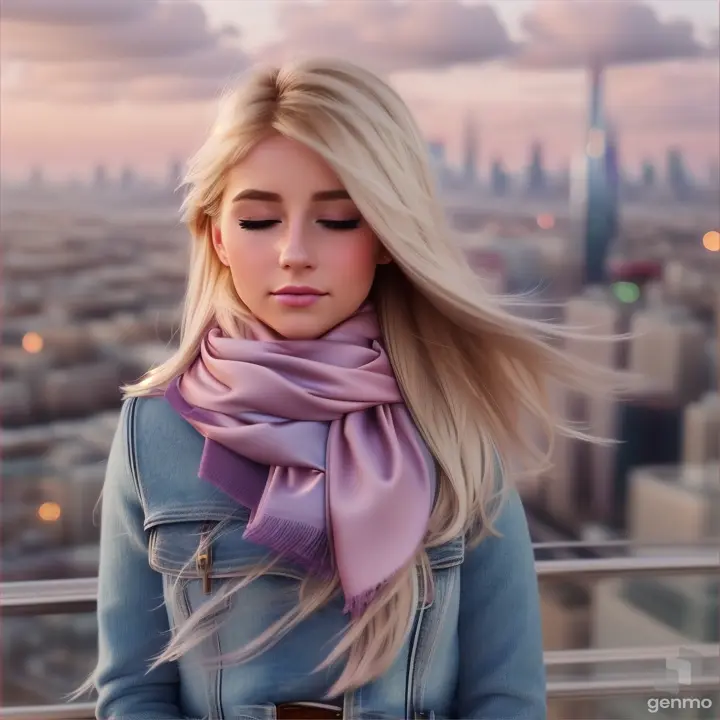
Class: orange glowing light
22,332,44,353
37,501,62,522
702,230,720,252
537,213,556,230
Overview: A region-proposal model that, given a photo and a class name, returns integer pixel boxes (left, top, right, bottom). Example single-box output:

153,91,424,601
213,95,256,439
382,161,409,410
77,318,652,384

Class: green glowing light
612,281,640,304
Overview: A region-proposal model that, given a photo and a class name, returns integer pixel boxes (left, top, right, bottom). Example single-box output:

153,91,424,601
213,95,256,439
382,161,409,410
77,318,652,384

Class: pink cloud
0,0,249,102
517,0,703,68
258,1,513,73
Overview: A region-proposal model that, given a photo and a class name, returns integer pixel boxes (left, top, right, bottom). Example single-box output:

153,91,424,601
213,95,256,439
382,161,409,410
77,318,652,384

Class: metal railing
3,553,719,615
3,668,720,720
2,553,719,719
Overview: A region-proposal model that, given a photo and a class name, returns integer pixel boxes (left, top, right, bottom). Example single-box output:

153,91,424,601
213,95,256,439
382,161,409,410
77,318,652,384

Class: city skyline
1,0,718,177
11,133,715,198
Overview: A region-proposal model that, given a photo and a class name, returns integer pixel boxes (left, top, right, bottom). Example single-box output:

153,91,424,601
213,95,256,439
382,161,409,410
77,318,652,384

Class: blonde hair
98,58,621,697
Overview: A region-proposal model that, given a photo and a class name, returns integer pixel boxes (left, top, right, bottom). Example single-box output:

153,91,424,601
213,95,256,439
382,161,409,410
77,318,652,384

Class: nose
278,220,315,269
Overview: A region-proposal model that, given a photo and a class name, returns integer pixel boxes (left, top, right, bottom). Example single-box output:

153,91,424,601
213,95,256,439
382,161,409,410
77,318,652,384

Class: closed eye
238,218,362,231
318,218,362,230
238,219,281,230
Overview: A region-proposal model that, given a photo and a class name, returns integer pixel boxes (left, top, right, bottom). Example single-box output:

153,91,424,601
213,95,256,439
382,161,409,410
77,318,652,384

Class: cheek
217,230,271,306
331,232,379,279
221,223,268,272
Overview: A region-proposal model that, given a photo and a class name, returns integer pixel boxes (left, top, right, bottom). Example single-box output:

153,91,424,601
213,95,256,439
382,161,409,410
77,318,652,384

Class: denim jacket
93,396,547,719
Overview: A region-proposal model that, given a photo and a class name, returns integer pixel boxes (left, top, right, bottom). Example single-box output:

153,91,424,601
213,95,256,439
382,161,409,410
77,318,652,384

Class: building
564,288,634,525
526,141,547,197
593,462,720,719
490,158,509,197
572,65,620,286
628,307,709,404
683,393,720,464
667,147,693,201
460,112,479,188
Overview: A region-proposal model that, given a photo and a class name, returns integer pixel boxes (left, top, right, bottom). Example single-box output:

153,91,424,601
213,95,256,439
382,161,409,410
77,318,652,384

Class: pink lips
271,286,327,308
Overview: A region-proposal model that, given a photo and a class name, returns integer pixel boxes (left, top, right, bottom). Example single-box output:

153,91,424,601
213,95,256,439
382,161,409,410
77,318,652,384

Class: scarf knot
165,305,435,617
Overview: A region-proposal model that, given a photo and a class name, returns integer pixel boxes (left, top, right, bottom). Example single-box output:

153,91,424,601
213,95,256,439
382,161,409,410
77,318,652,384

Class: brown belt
276,702,343,720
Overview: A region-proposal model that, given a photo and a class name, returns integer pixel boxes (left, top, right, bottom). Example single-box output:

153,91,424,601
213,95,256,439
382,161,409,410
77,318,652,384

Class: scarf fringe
243,515,333,578
343,583,386,620
343,563,435,620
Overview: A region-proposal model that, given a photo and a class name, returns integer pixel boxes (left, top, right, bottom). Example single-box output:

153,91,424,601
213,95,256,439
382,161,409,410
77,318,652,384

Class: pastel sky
1,0,718,181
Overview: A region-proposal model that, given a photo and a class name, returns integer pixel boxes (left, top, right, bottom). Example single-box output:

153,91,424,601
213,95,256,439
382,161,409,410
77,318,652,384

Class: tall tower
604,123,620,243
167,158,184,191
490,158,508,197
641,160,657,189
666,147,692,201
427,140,448,189
29,166,44,189
578,64,619,286
120,166,136,193
93,164,108,191
461,112,479,188
527,141,547,196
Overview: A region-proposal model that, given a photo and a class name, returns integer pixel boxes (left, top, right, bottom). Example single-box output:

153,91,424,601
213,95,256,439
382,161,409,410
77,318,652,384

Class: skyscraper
461,112,479,188
575,65,619,286
667,147,693,201
641,160,657,189
29,166,44,189
167,158,184,192
526,141,547,197
427,140,448,189
120,166,136,193
708,159,720,189
490,158,508,197
93,164,108,191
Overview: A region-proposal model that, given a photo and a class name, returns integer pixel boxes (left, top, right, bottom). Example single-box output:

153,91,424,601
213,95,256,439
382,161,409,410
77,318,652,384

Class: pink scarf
164,305,435,617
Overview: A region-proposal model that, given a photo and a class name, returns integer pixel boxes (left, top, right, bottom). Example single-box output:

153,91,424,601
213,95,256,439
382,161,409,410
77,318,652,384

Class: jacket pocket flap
147,518,305,580
148,517,464,580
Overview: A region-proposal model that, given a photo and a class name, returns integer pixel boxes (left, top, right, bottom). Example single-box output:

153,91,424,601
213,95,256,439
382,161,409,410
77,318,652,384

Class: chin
266,317,335,341
274,327,330,340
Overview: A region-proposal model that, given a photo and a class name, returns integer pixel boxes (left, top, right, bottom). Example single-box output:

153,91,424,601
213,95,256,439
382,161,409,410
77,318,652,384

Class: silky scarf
164,305,435,617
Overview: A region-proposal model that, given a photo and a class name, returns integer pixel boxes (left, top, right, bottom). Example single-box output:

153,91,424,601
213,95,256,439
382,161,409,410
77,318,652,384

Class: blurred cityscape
2,1,719,718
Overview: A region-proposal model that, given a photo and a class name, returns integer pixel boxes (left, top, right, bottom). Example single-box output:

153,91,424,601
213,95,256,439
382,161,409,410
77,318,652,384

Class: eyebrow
231,189,351,203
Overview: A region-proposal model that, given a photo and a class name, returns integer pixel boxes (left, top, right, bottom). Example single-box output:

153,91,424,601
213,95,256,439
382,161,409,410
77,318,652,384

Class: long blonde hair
114,58,617,696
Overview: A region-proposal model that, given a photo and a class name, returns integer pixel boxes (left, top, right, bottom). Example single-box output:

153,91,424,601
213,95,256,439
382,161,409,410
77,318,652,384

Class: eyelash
238,218,362,231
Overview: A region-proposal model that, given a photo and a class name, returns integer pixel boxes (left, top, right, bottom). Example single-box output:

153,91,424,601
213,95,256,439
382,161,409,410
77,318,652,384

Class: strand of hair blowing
89,58,626,700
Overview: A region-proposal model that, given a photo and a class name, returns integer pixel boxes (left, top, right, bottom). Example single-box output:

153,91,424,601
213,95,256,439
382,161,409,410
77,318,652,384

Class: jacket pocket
148,517,307,585
148,516,313,635
147,514,465,616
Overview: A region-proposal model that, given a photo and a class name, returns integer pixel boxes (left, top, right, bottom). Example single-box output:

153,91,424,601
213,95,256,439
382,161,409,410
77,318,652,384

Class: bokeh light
22,332,44,353
611,281,641,304
37,502,62,523
536,213,556,230
702,230,720,252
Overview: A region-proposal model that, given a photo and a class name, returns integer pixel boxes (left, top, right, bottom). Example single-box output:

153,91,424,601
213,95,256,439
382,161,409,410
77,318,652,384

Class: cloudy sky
1,0,718,181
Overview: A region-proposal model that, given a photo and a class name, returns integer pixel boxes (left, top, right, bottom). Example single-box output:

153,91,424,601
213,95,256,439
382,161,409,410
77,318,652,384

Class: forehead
224,133,343,195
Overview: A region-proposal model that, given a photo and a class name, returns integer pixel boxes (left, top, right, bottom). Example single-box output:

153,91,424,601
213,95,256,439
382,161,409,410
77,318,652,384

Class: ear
211,224,230,266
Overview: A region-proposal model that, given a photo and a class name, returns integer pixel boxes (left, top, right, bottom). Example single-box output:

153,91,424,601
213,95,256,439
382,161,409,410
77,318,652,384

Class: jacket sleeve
94,398,182,719
455,487,547,719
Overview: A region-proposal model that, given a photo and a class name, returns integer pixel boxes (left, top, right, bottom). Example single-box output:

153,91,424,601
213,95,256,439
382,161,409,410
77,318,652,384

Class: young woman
85,58,607,720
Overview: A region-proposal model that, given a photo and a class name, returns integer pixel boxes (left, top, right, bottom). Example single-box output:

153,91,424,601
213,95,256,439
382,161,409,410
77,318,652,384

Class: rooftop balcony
2,546,719,720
